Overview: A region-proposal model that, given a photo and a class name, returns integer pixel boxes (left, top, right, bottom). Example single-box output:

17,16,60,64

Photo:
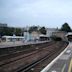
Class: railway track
0,43,56,67
0,41,56,66
15,42,66,72
15,45,59,72
0,50,40,67
0,41,68,72
32,42,68,72
0,41,55,61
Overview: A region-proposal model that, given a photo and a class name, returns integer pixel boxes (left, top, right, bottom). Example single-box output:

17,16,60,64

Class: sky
0,0,72,28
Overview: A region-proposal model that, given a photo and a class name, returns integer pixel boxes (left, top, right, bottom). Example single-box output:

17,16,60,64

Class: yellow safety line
68,58,72,72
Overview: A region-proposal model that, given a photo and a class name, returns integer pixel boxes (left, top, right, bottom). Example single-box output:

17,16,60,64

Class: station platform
41,42,72,72
0,41,49,48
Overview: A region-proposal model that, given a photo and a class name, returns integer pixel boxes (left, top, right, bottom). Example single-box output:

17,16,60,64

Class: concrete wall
46,28,58,37
52,31,68,41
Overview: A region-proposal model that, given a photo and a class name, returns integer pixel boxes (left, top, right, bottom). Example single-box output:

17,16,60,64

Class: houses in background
0,23,8,37
0,23,7,27
46,28,68,41
23,31,40,41
46,28,58,37
23,28,59,41
0,23,69,42
23,27,69,41
0,24,68,42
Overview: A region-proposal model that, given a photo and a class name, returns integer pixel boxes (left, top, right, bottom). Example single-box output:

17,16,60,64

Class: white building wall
24,32,29,41
46,28,58,37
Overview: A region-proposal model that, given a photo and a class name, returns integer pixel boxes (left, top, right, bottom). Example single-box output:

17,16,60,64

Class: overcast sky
0,0,72,28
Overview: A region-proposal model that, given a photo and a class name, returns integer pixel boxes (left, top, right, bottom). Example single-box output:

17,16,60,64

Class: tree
28,26,38,33
60,23,72,32
39,27,46,35
15,28,22,36
0,27,12,36
0,26,23,36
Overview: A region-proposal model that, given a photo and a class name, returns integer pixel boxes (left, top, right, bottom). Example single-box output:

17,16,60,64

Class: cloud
0,0,72,28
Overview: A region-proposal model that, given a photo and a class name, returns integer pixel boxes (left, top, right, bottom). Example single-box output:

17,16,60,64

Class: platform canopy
39,34,48,37
65,32,72,37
